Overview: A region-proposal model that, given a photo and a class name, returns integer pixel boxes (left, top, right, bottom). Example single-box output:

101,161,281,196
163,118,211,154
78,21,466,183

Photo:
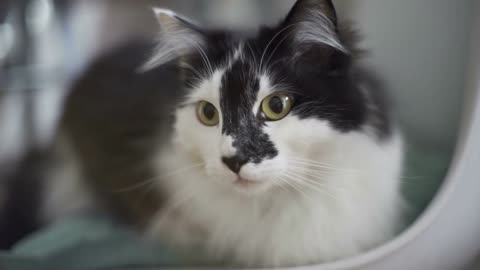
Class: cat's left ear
142,8,206,70
283,0,346,53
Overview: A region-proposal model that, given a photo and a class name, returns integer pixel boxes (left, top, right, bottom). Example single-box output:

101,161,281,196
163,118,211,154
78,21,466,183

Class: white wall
335,0,475,151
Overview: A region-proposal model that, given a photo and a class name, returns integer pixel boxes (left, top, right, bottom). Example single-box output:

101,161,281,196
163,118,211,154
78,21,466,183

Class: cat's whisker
113,163,204,193
291,158,428,181
245,42,259,73
259,23,298,73
285,172,344,191
178,35,214,77
289,157,353,168
130,166,205,212
282,173,340,203
288,167,335,183
287,166,359,192
284,171,347,193
277,176,301,195
149,187,199,230
288,166,358,185
278,176,314,204
181,62,205,80
277,175,297,190
191,41,214,77
147,180,203,221
288,159,361,174
292,159,427,185
132,181,164,211
112,178,156,193
264,29,296,71
289,156,358,169
165,188,198,212
289,159,345,169
287,164,331,176
287,164,357,181
281,175,336,205
271,178,289,193
286,168,352,192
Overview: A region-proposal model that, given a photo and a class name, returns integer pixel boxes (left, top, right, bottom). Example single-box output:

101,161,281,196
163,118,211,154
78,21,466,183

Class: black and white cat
0,0,405,267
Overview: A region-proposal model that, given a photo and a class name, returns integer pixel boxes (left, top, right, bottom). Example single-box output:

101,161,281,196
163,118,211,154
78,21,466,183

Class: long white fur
147,49,405,266
293,9,347,53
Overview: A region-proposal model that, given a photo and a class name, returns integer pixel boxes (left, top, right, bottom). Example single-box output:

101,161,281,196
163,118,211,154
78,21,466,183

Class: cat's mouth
234,177,261,189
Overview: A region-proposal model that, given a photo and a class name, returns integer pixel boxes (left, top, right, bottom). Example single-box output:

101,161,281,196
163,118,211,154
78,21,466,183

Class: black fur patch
60,40,183,226
180,0,391,142
219,60,278,164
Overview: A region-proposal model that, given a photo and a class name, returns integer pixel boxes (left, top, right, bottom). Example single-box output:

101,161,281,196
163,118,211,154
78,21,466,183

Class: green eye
197,101,220,126
261,93,293,121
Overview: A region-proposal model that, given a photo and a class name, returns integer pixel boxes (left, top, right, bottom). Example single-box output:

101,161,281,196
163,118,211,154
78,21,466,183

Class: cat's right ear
142,8,206,71
283,0,346,53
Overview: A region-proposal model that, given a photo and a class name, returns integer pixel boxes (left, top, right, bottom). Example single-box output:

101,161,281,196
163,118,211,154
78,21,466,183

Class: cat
0,0,405,267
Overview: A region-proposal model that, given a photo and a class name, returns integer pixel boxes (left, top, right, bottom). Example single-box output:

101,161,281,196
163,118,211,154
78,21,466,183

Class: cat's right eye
261,93,293,121
197,101,220,126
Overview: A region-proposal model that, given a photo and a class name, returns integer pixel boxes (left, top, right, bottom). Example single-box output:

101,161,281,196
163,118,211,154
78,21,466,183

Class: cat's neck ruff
148,130,404,267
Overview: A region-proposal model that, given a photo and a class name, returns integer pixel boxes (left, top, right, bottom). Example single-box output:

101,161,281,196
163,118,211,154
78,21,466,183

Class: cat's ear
142,8,206,71
281,0,352,75
283,0,346,53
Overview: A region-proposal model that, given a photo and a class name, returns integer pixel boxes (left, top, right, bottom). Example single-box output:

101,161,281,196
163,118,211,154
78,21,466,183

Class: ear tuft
152,8,188,33
141,8,205,71
285,0,347,53
152,7,176,18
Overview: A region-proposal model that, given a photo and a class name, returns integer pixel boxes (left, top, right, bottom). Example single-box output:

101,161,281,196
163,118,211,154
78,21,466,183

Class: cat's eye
261,93,293,121
197,101,220,126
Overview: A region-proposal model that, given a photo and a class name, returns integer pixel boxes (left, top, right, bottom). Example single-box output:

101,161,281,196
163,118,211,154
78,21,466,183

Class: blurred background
0,0,476,166
0,0,479,268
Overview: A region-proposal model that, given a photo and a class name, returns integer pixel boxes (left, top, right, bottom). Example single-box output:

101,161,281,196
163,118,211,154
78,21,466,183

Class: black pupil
269,96,284,114
203,103,216,120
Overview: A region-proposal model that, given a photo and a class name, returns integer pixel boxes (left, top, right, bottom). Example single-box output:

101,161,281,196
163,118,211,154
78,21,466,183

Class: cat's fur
0,0,405,267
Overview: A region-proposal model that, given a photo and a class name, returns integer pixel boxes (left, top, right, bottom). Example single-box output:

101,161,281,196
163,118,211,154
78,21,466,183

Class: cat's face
173,51,342,194
147,0,390,194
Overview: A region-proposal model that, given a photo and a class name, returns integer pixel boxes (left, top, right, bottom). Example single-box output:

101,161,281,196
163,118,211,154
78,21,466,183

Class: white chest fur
149,131,405,267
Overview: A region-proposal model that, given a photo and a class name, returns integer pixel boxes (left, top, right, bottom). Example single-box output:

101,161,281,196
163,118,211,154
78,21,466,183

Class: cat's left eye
197,101,220,126
261,93,293,121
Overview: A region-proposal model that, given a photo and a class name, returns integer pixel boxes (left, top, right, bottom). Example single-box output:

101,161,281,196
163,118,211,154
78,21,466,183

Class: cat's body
0,0,405,267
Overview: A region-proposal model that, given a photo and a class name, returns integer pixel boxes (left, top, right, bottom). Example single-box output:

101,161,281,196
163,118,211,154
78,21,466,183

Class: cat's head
146,0,389,194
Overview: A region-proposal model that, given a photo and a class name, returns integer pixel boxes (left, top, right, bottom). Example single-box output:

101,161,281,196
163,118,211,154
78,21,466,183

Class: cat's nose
222,155,248,174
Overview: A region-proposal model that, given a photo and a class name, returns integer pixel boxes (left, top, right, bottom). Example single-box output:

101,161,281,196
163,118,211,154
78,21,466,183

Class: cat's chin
232,177,271,195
